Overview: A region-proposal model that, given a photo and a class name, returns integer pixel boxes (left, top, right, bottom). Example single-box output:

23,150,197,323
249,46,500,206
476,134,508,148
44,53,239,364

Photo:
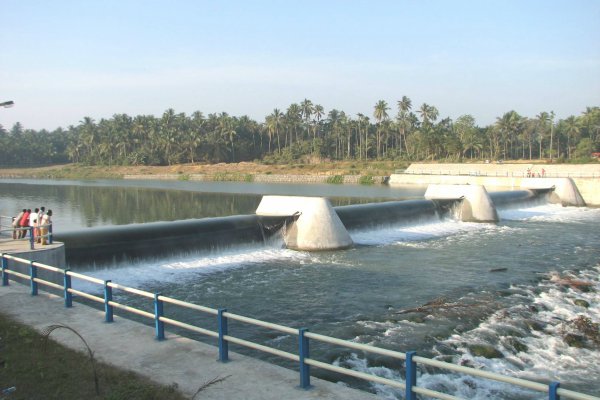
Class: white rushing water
70,201,599,399
344,265,600,399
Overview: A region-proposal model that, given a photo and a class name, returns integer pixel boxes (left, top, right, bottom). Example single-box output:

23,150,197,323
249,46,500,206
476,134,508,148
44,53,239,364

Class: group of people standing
11,207,53,245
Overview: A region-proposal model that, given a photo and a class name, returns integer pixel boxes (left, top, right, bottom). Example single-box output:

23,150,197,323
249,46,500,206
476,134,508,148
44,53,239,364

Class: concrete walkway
0,283,379,399
0,238,62,253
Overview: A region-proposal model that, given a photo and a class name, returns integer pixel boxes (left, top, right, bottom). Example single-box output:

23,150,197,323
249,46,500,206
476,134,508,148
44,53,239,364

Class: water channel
1,179,599,399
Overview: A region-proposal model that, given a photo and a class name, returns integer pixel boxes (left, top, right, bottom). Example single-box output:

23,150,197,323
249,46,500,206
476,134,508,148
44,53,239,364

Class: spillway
334,199,444,230
55,188,551,265
54,215,287,265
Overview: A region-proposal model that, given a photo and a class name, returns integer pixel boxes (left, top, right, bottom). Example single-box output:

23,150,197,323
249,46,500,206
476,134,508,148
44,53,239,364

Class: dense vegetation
1,98,598,167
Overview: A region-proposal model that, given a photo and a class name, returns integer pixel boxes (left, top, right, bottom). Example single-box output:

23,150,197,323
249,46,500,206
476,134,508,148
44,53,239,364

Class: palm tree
313,104,324,142
396,96,413,154
495,111,522,160
536,112,550,159
78,117,96,164
418,103,438,127
300,99,314,141
286,103,301,146
266,109,284,154
398,96,412,113
373,100,390,158
356,113,370,160
563,116,580,159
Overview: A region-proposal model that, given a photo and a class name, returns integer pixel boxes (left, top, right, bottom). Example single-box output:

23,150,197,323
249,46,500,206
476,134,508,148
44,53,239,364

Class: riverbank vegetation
1,99,598,168
0,312,186,399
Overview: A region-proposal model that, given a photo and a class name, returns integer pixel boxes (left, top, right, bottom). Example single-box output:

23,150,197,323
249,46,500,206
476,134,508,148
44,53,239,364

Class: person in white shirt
37,207,45,243
29,208,39,240
40,210,52,245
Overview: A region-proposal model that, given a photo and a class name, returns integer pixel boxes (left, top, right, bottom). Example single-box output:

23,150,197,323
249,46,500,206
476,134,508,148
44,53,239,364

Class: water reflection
0,180,420,232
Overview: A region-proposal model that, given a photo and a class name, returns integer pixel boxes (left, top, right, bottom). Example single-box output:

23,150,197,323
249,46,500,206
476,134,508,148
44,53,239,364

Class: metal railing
0,253,597,400
397,170,600,178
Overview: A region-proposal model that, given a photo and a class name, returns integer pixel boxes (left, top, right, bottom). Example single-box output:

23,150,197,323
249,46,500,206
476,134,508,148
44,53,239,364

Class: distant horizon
2,1,599,131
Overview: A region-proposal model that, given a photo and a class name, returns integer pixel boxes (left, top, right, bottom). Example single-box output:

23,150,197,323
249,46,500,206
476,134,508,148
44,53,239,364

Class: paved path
0,283,379,399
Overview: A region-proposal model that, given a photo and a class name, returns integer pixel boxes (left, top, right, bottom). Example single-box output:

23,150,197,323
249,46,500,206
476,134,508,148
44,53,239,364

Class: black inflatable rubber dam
55,189,550,265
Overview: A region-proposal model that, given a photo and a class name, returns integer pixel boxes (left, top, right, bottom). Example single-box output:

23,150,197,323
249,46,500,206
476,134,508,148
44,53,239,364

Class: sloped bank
123,173,388,184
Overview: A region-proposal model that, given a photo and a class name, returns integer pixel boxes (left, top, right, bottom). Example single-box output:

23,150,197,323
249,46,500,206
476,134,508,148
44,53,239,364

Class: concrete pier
256,196,353,251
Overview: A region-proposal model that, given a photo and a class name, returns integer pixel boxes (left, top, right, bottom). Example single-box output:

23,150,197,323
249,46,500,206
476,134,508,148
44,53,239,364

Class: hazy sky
1,0,599,130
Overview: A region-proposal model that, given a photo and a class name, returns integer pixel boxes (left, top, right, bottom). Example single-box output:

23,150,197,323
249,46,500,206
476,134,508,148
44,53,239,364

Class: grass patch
358,175,375,185
0,313,186,400
326,175,344,184
211,172,254,182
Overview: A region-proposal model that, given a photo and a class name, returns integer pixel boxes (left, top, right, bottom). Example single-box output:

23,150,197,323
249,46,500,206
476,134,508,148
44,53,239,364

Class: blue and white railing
0,252,597,400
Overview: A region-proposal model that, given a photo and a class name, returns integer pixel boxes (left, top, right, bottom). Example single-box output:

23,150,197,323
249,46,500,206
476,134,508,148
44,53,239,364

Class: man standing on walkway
12,209,25,239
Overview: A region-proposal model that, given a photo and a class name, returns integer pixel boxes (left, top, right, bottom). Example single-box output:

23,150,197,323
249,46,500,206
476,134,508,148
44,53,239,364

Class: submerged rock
563,333,586,348
524,319,545,332
406,315,426,324
574,299,590,308
468,344,504,359
505,337,528,353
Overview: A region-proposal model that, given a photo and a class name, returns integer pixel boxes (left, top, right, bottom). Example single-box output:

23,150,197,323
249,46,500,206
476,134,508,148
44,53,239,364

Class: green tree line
1,99,598,167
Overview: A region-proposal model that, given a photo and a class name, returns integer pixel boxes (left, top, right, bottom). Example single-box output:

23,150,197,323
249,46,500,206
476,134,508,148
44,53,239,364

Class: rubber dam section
55,186,556,266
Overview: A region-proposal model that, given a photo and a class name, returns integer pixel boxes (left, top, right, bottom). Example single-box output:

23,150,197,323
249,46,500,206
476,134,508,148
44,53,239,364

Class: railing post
29,227,34,250
299,327,311,389
154,293,165,341
549,381,560,400
63,269,72,308
405,351,417,400
104,280,113,323
1,255,8,286
29,261,38,296
218,308,229,362
49,223,53,244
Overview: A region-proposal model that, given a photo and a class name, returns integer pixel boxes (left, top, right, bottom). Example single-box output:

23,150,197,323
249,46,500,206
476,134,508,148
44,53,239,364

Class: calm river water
1,179,599,399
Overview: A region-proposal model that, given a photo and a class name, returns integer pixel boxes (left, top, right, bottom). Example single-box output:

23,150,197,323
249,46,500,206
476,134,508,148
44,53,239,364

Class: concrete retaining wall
389,174,600,206
404,163,600,178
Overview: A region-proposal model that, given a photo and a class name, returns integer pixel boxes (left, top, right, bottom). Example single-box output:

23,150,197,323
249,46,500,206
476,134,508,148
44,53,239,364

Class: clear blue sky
1,0,599,130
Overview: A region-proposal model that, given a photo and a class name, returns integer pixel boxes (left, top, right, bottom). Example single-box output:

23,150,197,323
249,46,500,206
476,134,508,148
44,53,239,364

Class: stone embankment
124,173,387,184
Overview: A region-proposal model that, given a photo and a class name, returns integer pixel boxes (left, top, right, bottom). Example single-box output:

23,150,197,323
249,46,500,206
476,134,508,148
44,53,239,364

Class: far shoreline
1,159,591,182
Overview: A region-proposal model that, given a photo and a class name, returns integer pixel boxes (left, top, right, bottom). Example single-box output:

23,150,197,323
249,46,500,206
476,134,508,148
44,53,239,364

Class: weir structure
47,186,557,259
1,252,598,400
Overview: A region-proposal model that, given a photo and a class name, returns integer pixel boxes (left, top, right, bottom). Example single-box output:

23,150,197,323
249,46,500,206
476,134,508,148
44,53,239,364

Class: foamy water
69,200,600,398
337,266,600,399
74,243,304,292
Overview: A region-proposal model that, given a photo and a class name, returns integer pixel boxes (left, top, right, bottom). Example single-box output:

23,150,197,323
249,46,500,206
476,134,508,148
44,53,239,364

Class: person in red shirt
18,209,31,239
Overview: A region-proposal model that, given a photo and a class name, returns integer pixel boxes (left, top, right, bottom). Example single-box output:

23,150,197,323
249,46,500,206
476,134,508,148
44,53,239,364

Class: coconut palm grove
1,99,598,167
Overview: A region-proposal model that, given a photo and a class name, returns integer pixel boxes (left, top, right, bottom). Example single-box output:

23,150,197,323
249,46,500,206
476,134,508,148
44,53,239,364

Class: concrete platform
0,238,62,254
0,284,379,399
0,239,66,272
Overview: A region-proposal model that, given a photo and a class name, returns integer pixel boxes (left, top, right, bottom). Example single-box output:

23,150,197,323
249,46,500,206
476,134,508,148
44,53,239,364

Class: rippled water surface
1,179,598,398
